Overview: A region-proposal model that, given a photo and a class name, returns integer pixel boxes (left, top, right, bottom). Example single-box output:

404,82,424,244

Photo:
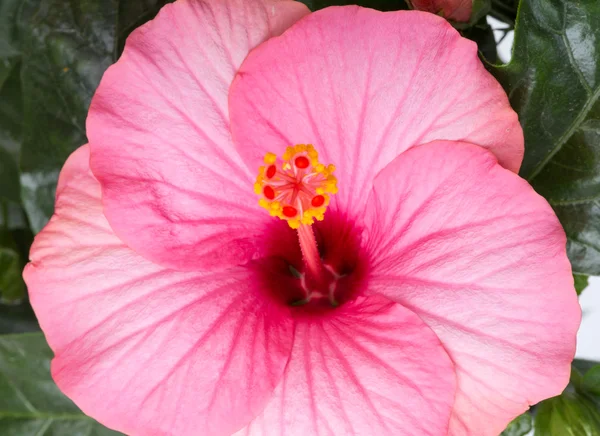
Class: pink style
24,1,580,436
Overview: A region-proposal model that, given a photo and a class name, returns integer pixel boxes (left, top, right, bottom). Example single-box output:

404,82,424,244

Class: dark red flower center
254,211,369,316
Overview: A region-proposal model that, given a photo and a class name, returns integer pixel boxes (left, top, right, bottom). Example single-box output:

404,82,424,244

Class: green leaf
490,0,600,275
0,150,20,204
0,223,30,316
574,274,589,296
500,411,532,436
0,303,39,334
0,248,24,303
0,207,31,305
534,392,600,436
0,333,121,435
573,359,600,379
582,365,600,396
0,41,22,162
0,0,22,84
0,1,24,208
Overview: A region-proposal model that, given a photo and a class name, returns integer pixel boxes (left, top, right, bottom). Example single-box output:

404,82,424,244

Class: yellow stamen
264,152,277,164
254,144,337,228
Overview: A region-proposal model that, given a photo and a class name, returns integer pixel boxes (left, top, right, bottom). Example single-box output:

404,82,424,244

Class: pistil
255,144,340,306
297,224,324,285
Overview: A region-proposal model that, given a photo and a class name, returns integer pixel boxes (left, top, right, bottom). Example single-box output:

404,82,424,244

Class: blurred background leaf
535,394,600,436
0,0,25,214
575,274,590,296
0,305,39,334
0,332,122,435
582,365,600,396
0,149,20,205
0,0,25,207
0,210,34,333
0,0,22,86
0,247,24,303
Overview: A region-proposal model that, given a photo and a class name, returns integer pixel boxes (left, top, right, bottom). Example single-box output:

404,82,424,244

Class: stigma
254,144,337,228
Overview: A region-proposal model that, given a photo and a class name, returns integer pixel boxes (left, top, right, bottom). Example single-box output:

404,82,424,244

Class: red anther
311,195,325,207
266,165,276,179
294,156,310,169
263,185,275,200
282,206,298,217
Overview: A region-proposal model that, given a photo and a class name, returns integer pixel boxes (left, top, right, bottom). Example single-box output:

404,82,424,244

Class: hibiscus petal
87,0,310,271
236,296,456,436
228,6,522,214
364,140,580,436
24,145,294,436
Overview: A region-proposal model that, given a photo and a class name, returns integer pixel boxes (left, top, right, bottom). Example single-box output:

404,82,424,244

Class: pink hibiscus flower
24,1,580,435
410,0,473,22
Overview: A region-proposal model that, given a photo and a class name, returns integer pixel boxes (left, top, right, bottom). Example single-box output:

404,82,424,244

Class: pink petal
228,6,522,214
87,0,310,271
364,140,581,436
410,0,473,22
236,296,456,436
24,145,294,436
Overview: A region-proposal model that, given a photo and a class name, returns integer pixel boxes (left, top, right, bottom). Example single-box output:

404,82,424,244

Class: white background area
488,16,600,361
578,278,600,360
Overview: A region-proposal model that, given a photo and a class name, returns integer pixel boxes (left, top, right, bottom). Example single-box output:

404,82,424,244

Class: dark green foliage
0,333,122,435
